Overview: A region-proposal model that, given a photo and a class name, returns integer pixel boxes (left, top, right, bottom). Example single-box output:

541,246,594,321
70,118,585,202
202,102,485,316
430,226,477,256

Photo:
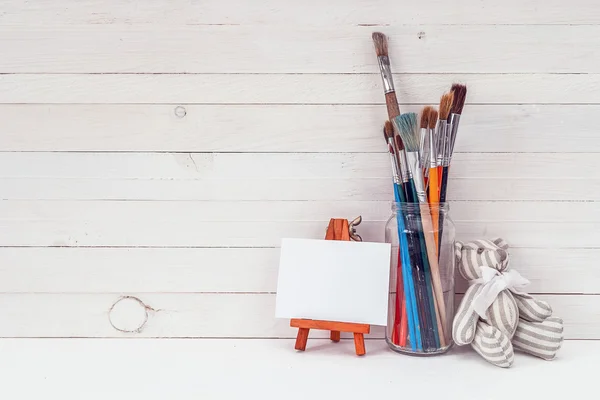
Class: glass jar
385,202,455,355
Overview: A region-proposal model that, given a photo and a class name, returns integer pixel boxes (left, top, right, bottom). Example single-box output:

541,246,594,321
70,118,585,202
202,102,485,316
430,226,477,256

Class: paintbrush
384,121,420,350
383,121,403,345
394,113,439,348
426,108,447,345
394,135,411,203
383,122,404,201
393,128,431,348
439,85,467,246
385,123,404,347
372,32,401,120
420,107,434,187
396,113,448,348
428,108,440,245
436,92,454,195
447,84,468,158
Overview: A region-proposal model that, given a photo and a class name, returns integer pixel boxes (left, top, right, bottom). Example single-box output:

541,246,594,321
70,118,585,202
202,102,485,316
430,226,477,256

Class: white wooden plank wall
0,0,598,339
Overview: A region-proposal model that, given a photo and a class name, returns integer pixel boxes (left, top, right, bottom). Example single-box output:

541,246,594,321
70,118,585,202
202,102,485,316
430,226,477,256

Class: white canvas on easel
275,238,391,326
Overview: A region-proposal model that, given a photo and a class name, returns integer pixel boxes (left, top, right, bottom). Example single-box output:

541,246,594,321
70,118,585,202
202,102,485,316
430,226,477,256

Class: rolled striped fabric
453,238,517,346
471,321,515,368
483,290,518,339
452,283,483,345
512,292,553,322
454,237,564,367
512,316,564,360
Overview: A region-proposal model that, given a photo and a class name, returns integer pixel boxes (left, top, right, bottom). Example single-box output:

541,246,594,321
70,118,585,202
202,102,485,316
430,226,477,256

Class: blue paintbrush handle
404,179,437,349
394,184,421,350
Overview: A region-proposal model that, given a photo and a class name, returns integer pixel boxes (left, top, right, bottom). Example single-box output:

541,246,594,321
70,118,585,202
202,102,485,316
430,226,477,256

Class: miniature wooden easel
290,217,370,356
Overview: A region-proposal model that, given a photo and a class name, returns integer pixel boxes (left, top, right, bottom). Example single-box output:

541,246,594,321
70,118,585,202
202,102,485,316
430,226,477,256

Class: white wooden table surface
1,339,593,399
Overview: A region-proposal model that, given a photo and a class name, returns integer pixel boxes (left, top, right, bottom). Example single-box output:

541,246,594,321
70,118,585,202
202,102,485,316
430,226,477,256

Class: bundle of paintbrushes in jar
372,32,467,354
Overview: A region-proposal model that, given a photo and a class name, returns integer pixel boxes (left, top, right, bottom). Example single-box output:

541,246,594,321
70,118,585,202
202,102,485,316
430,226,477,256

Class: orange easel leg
353,333,366,356
330,331,341,342
295,328,310,351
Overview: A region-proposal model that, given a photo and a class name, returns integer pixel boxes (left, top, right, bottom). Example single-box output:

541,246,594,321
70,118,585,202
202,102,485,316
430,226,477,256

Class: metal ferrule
448,113,461,158
387,140,401,184
406,151,427,203
419,127,429,169
436,121,447,167
442,120,453,167
377,56,395,94
428,128,437,169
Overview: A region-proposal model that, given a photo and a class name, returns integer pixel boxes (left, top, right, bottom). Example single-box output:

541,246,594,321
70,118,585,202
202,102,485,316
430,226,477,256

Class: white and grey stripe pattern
492,237,509,250
452,283,483,345
455,239,509,281
512,316,564,360
471,321,515,368
454,237,563,366
484,290,518,339
454,238,516,345
512,292,553,322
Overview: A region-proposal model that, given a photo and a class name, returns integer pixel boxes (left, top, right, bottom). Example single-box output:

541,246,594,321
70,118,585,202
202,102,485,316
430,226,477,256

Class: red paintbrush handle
392,248,403,345
399,297,408,347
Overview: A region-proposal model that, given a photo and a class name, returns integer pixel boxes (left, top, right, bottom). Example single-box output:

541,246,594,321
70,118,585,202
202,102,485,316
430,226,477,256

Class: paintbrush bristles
420,106,434,129
438,92,453,121
394,134,404,151
394,113,420,152
383,120,394,142
428,109,438,130
450,84,467,115
372,32,388,57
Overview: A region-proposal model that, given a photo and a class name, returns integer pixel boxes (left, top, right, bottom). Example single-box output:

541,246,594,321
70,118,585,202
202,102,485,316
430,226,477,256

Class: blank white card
275,238,391,326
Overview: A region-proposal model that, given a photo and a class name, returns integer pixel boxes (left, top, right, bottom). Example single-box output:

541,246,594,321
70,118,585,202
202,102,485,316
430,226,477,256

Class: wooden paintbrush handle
428,168,440,249
438,166,449,255
419,203,448,346
385,92,401,120
392,249,403,345
404,212,432,348
399,296,408,347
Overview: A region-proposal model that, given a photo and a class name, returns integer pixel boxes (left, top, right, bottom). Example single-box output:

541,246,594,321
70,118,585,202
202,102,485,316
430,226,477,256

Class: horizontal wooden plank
0,200,597,247
1,219,596,247
0,293,593,338
455,248,600,294
0,177,596,201
0,340,594,400
2,26,600,73
2,74,600,105
1,200,599,223
3,0,599,25
1,153,596,179
0,152,597,200
0,246,596,294
0,104,598,152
